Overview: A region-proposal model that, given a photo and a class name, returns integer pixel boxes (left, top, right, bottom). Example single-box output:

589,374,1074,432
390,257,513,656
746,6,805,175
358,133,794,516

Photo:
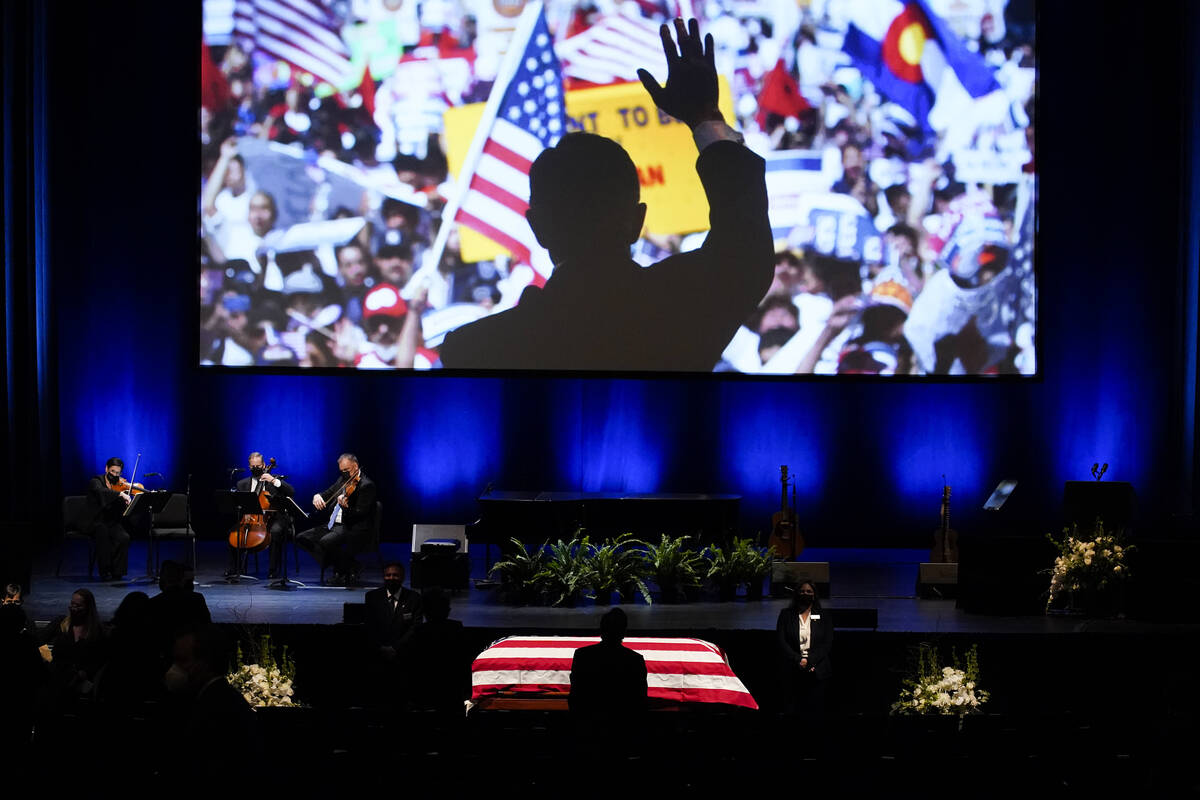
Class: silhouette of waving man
439,18,774,373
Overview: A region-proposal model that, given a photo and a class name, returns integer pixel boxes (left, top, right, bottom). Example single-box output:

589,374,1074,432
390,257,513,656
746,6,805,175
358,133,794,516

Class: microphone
145,472,162,477
228,467,246,474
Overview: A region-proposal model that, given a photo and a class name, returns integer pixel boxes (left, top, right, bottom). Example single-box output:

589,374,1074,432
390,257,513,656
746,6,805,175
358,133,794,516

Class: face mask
341,469,352,479
795,594,814,609
164,664,190,694
107,473,120,484
384,579,402,594
251,465,265,477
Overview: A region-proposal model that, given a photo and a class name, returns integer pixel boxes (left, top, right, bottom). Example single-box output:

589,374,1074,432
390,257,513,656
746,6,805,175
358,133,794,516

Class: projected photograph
199,0,1036,375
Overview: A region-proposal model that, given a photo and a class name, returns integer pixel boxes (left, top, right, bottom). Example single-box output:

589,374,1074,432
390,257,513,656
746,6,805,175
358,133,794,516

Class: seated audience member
0,603,50,751
165,624,260,785
42,588,108,701
148,560,213,660
3,582,36,635
98,591,162,705
569,608,648,718
776,580,833,716
407,588,467,712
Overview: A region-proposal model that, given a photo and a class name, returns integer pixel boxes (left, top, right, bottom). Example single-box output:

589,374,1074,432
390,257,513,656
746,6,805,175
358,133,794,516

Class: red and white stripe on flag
454,118,542,267
471,635,759,710
558,12,668,86
233,0,352,87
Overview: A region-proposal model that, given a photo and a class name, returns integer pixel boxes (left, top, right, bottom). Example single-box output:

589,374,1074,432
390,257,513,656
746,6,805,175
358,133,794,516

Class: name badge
811,614,821,620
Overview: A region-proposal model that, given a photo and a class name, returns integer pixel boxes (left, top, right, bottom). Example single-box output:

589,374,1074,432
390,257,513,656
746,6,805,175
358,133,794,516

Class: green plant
537,534,595,606
488,537,548,604
589,533,652,604
642,534,704,602
741,539,775,583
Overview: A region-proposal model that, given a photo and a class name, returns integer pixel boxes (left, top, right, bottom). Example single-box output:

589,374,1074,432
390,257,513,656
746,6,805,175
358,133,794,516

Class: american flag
439,3,564,278
449,4,565,275
557,10,667,87
471,636,759,709
232,0,352,88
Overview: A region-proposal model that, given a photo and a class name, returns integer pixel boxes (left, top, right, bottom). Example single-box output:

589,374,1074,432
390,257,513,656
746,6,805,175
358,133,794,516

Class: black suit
228,475,295,575
568,640,648,716
439,139,774,372
776,604,833,715
363,585,423,651
84,475,132,578
296,473,377,578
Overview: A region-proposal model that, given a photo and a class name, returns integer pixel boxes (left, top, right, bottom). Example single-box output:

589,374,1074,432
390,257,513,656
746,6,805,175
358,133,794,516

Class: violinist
296,453,377,586
226,452,295,579
83,457,135,581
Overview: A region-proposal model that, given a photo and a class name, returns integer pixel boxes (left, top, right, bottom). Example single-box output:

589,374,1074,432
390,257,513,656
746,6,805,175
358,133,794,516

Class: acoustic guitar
930,482,959,563
767,465,804,560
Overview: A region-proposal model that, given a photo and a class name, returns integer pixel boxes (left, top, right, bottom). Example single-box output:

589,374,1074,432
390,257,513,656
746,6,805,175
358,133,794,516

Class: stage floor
23,542,1193,635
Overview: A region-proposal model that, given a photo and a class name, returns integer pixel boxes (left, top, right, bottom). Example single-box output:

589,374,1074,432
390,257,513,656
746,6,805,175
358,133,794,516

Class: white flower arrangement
891,643,988,716
227,633,299,708
1046,518,1133,610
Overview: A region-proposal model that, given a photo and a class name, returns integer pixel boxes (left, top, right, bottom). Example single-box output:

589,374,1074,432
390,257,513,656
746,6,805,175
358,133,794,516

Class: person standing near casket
776,580,833,716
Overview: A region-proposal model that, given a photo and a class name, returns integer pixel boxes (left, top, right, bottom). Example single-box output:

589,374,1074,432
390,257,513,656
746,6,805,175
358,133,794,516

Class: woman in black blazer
776,580,832,716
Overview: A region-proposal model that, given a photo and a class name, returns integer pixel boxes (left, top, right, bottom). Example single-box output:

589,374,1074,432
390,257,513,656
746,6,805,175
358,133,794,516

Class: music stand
122,491,172,586
216,491,269,583
267,495,310,590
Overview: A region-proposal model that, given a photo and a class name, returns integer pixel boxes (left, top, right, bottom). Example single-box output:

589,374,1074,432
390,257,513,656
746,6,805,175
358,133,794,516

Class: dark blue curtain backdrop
29,1,1200,547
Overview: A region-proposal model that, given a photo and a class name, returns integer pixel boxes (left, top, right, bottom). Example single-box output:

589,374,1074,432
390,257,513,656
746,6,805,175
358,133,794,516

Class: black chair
320,501,383,585
150,493,197,573
57,495,95,578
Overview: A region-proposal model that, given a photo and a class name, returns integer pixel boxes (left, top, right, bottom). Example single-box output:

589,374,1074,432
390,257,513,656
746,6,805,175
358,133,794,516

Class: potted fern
742,540,775,600
643,533,704,604
539,534,595,607
589,533,651,605
704,542,745,602
488,537,548,605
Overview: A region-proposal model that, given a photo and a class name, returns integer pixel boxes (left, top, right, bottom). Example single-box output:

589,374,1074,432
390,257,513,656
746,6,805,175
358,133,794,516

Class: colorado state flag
842,0,999,130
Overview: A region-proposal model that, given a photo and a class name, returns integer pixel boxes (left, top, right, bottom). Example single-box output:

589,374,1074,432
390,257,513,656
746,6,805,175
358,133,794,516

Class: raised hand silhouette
637,18,722,129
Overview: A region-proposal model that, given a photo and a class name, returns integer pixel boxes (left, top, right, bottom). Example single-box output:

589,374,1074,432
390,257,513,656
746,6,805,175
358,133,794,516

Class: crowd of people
200,0,1035,374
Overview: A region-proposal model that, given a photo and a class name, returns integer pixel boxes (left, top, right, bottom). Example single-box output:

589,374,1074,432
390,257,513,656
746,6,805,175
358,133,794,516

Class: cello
228,457,279,554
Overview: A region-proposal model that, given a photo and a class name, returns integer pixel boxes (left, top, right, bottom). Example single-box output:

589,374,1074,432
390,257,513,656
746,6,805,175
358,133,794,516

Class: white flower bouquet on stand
228,633,299,707
891,643,988,716
1046,518,1133,614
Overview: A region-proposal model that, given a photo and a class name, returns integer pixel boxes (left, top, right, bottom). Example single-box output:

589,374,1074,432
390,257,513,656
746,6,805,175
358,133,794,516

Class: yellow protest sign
442,77,734,263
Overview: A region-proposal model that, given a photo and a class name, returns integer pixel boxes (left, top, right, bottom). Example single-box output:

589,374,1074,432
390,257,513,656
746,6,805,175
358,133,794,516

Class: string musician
83,457,137,581
226,452,294,579
296,453,377,586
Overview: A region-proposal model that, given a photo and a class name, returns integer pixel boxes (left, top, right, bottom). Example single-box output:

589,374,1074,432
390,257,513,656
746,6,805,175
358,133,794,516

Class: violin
110,477,146,496
228,457,278,554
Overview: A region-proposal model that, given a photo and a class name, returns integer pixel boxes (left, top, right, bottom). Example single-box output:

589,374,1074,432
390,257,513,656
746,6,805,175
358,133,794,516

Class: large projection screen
199,0,1036,376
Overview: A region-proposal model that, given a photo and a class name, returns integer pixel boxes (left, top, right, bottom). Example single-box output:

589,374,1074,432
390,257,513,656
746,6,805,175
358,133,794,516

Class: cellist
226,452,294,578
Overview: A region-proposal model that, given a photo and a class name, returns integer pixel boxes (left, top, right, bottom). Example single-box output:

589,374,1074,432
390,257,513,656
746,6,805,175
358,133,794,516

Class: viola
228,457,279,554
